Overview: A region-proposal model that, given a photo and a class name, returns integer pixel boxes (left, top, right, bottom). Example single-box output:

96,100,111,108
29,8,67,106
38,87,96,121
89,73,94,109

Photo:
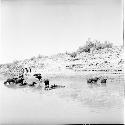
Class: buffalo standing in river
4,78,17,85
100,78,107,86
87,77,107,87
87,77,100,85
4,75,25,86
33,74,42,81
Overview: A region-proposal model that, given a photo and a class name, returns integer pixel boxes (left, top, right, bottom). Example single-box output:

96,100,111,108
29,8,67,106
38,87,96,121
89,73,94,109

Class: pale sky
0,0,123,64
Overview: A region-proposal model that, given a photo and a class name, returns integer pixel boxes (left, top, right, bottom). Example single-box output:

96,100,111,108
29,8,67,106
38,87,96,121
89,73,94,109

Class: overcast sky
0,0,123,64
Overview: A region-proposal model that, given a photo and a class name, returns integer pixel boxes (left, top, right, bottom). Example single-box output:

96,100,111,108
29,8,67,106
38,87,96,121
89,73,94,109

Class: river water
0,74,124,124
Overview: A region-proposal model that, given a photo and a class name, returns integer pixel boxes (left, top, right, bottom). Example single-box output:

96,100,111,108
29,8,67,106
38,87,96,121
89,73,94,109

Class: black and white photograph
0,0,124,124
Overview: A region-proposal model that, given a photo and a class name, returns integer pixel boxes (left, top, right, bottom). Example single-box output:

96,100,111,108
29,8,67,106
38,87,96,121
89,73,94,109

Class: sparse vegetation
13,60,20,64
0,39,123,78
30,56,36,61
37,54,45,59
69,52,77,58
77,39,113,54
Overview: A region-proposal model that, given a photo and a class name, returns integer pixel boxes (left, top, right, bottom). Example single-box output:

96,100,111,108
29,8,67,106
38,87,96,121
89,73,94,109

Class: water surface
0,74,124,124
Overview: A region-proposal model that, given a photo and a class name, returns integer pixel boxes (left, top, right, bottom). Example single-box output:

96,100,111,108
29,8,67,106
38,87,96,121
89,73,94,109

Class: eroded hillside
0,40,124,78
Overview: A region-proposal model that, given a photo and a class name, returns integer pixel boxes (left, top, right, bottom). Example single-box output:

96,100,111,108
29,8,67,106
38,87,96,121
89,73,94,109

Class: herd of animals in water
87,76,107,87
3,67,108,90
3,67,66,90
3,73,66,90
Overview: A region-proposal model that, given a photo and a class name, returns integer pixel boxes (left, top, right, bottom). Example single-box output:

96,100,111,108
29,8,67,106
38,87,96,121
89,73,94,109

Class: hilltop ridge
0,40,124,78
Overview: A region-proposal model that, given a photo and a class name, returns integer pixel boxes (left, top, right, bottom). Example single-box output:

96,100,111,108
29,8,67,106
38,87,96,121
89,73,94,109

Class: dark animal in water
29,82,37,87
4,75,24,86
33,73,41,76
19,74,24,78
100,78,107,85
101,78,107,83
50,84,65,89
19,81,27,86
15,75,24,85
44,79,49,89
16,78,24,84
50,84,57,89
87,77,100,85
87,76,107,87
4,78,16,85
33,74,42,81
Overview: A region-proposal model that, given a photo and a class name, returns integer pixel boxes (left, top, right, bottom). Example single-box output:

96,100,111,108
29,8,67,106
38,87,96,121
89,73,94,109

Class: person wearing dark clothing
44,79,49,90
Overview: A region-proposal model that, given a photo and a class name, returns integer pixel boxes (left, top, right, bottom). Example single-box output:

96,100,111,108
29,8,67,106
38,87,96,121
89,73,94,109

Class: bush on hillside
77,39,113,53
70,52,77,58
77,46,90,53
13,60,19,64
30,56,36,61
37,54,43,59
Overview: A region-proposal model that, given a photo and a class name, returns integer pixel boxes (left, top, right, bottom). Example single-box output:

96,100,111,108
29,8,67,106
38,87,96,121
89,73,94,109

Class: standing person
44,79,49,90
29,67,31,73
24,68,28,76
25,68,28,73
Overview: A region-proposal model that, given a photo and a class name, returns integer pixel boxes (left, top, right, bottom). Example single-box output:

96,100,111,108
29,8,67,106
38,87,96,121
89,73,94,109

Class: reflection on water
51,75,124,110
0,74,124,124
